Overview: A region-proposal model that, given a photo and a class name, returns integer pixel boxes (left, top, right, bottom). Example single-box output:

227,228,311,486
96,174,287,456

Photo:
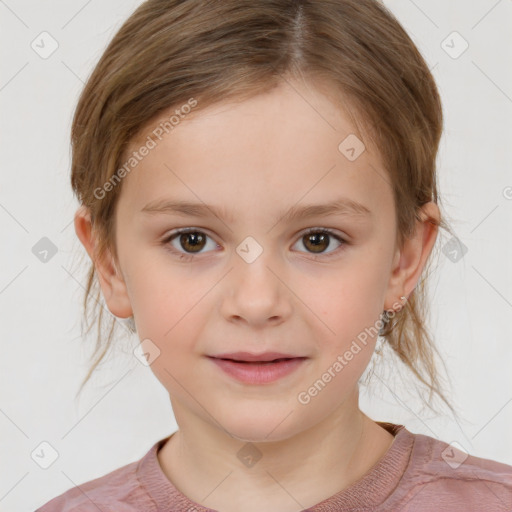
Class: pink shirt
36,422,512,511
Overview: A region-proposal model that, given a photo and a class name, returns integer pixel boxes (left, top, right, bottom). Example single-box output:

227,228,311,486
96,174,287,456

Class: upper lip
208,351,305,362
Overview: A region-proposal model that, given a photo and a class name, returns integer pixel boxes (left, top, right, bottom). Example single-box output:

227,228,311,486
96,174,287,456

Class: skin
75,77,440,512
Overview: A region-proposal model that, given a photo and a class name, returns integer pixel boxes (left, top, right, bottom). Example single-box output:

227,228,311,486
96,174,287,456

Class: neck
157,391,395,512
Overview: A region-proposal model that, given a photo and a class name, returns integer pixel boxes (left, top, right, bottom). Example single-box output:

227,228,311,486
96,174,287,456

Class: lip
210,351,302,362
207,355,308,384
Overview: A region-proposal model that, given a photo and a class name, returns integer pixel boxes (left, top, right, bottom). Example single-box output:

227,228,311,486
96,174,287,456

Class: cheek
311,264,385,321
303,258,388,356
125,259,194,340
131,272,203,386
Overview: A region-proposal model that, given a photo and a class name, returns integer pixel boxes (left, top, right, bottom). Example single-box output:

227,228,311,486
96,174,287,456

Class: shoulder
389,429,512,511
34,447,154,512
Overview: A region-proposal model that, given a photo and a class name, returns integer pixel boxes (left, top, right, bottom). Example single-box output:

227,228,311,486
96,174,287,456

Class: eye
293,227,346,259
161,227,347,261
162,228,219,260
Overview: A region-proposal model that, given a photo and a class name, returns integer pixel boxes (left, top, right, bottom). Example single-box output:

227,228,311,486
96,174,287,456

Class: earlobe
73,206,133,319
384,202,440,310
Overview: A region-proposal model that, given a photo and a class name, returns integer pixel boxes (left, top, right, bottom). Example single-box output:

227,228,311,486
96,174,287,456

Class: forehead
117,79,392,221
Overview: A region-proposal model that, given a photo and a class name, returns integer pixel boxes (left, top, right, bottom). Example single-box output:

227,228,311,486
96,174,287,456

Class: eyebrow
140,197,372,224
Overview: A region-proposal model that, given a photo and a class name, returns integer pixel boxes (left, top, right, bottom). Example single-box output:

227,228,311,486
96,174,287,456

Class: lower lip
208,357,307,384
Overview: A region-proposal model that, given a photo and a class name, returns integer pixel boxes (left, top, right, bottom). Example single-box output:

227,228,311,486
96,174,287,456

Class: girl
36,0,512,511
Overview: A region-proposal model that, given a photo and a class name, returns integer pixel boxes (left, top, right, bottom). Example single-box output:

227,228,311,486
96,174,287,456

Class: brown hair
70,0,459,418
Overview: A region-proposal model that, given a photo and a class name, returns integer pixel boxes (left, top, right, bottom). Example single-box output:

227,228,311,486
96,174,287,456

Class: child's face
90,80,418,441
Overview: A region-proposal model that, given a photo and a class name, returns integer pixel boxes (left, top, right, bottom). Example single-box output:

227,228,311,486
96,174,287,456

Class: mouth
214,357,300,365
208,351,306,363
207,355,308,384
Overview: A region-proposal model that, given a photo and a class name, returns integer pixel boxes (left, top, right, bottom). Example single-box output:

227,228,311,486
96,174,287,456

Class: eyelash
161,227,348,262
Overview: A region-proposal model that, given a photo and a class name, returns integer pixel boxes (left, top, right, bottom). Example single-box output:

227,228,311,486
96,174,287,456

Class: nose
220,248,292,328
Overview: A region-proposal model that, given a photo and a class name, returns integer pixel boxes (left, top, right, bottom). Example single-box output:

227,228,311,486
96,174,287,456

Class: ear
73,206,133,319
384,202,440,310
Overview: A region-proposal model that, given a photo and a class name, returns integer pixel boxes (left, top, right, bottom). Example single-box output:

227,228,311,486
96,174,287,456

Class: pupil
181,232,205,252
306,233,327,253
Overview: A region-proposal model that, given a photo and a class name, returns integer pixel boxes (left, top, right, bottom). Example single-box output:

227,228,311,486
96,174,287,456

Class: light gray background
1,1,511,511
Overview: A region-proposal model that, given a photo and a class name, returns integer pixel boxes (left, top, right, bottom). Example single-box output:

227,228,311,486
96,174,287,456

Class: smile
207,356,308,384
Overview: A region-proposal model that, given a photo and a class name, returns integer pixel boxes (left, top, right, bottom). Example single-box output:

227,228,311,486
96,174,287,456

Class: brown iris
179,232,206,253
303,231,329,253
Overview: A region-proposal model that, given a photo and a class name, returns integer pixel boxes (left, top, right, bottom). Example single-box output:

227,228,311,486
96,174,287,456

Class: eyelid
295,227,347,259
161,226,348,260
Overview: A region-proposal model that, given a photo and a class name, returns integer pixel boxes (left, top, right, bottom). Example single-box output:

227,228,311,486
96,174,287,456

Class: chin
219,408,307,445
